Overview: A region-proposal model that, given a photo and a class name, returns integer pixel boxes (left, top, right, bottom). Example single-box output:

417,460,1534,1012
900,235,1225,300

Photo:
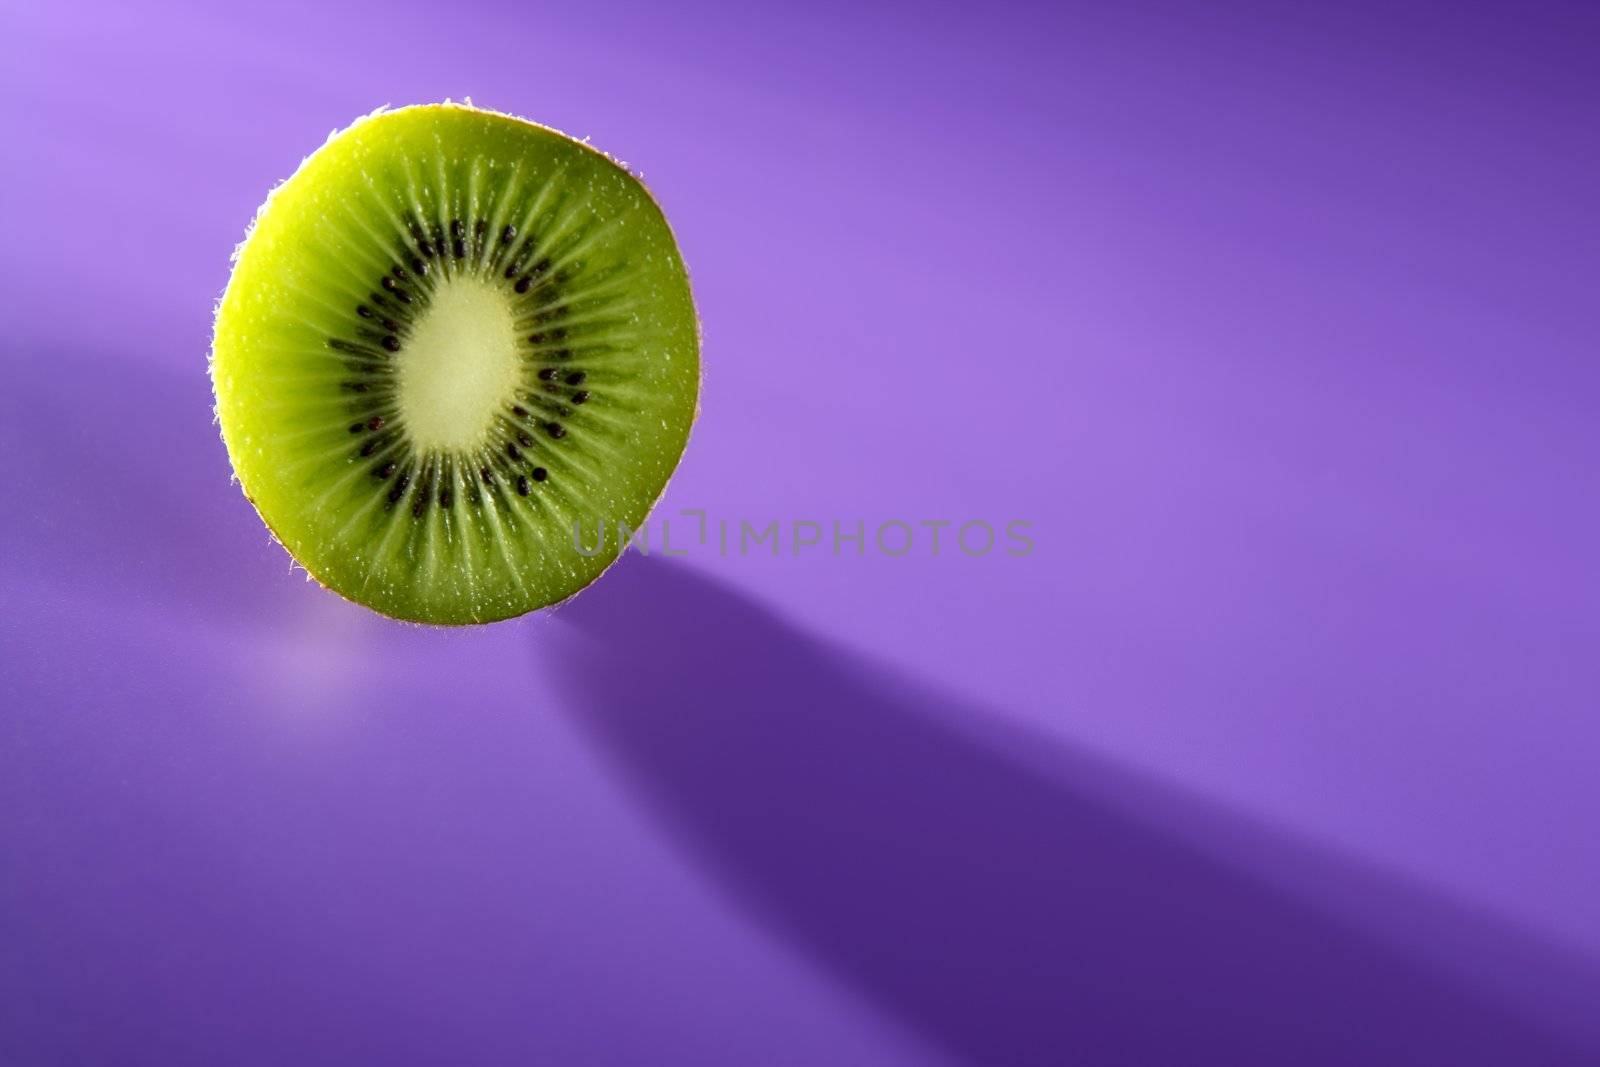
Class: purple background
4,0,1599,1062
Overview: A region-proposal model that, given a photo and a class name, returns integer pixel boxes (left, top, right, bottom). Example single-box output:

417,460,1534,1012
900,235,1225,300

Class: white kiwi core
395,277,521,452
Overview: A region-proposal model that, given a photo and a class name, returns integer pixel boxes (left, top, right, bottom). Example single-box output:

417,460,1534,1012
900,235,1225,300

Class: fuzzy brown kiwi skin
214,102,702,627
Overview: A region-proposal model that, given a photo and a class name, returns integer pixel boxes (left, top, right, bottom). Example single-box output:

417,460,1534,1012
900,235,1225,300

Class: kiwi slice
211,104,699,624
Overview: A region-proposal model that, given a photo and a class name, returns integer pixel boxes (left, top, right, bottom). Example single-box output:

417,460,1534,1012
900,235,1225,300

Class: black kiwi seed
410,257,427,274
367,416,385,431
531,467,548,482
565,371,586,385
452,238,466,258
515,276,532,294
450,218,464,239
440,489,453,508
343,382,368,393
349,422,364,434
375,461,396,479
537,368,557,381
418,240,435,257
517,431,533,447
516,475,530,496
529,332,545,344
571,390,589,404
556,404,572,417
391,265,407,281
360,439,379,457
480,466,493,483
357,305,372,318
382,336,401,352
501,225,516,243
507,442,522,461
546,423,566,439
512,405,529,418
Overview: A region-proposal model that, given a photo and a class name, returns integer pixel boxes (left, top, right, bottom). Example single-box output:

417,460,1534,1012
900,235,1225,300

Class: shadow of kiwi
540,557,1599,1066
1,347,311,621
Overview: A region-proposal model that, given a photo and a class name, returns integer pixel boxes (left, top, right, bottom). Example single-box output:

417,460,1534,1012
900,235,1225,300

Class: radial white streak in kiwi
526,270,631,309
521,304,638,338
467,161,493,274
432,135,453,270
537,197,590,250
472,475,531,595
525,274,633,314
486,164,526,263
509,168,565,257
278,276,363,336
466,162,482,244
557,409,634,450
385,160,425,250
537,476,591,537
417,458,443,584
304,438,403,507
328,475,391,555
360,484,413,593
447,465,479,587
532,213,624,283
542,447,606,495
396,157,436,277
513,281,613,320
327,206,396,281
513,289,629,331
284,272,380,328
394,277,520,452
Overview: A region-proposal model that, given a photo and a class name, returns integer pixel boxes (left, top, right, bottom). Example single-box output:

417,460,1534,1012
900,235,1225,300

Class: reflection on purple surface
3,1,1598,1063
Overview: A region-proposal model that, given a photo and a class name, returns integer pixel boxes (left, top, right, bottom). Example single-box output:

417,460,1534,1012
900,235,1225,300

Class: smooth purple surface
3,1,1599,1063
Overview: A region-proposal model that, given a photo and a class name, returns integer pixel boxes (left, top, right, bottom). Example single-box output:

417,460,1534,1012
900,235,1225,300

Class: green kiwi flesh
211,104,699,624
